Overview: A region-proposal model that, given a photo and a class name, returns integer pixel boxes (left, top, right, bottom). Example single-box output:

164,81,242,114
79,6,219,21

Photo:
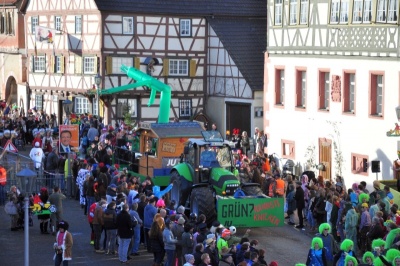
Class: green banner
217,197,284,228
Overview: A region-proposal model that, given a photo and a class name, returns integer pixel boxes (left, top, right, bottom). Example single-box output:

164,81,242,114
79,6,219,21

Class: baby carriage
16,194,34,228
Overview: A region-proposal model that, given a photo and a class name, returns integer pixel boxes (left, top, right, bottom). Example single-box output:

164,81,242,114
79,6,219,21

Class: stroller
16,194,34,228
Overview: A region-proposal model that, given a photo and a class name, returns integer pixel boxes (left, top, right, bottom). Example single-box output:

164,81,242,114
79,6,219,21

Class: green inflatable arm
98,65,171,123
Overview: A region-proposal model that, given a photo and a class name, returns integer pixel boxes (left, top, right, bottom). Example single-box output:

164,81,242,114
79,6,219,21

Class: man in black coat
116,204,134,263
294,181,305,229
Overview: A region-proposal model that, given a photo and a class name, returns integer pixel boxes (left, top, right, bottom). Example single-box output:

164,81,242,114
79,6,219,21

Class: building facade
23,0,266,135
265,0,400,185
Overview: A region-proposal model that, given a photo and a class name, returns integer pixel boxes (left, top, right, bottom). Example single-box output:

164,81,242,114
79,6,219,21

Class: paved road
0,197,313,265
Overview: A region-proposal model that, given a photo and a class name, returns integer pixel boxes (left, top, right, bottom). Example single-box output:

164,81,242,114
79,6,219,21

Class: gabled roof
95,0,266,91
145,122,204,138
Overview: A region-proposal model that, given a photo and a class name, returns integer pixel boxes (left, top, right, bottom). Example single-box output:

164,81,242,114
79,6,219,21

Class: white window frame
299,0,309,24
122,17,134,34
387,0,398,23
376,0,398,23
35,94,43,111
301,71,306,107
75,16,82,34
289,0,298,25
55,56,63,73
349,73,355,112
324,72,330,109
339,0,349,23
274,0,283,26
116,98,137,118
31,16,38,34
55,16,62,32
179,19,191,37
169,59,189,76
179,99,192,118
111,57,134,74
74,97,90,114
34,55,46,73
279,70,285,104
376,75,383,115
353,0,363,23
83,56,96,74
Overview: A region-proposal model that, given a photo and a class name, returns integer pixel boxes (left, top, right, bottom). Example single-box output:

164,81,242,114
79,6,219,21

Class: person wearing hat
219,246,235,266
171,216,185,266
53,220,73,265
30,141,45,170
181,223,194,261
217,229,231,259
359,203,372,254
163,218,179,266
204,236,218,266
294,181,305,229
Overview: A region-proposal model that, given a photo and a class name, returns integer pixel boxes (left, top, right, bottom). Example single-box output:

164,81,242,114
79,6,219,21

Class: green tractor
169,131,264,224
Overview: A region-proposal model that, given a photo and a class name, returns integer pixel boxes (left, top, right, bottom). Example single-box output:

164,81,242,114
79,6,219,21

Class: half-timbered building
23,0,266,135
265,0,400,185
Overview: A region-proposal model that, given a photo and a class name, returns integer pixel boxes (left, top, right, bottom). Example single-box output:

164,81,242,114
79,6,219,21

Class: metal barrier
0,149,76,205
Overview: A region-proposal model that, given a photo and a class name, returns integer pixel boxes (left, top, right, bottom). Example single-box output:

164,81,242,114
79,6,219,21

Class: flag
35,26,55,44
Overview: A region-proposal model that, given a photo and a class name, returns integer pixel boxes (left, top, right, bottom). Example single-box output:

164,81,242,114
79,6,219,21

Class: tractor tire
190,186,217,226
241,183,267,197
170,171,192,209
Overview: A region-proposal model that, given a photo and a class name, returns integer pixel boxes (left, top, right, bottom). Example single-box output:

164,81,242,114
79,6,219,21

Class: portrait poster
59,124,79,154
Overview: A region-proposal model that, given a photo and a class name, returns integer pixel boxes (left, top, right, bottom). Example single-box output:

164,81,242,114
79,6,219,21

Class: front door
319,138,332,181
226,102,251,140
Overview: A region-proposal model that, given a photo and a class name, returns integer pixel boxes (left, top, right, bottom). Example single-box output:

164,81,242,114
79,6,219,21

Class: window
83,56,97,74
0,11,14,35
254,107,263,118
35,95,43,111
116,98,137,118
296,70,306,108
370,73,383,116
343,72,355,113
275,69,285,105
122,17,134,34
55,16,61,31
352,0,372,23
144,136,158,156
31,16,38,34
74,97,89,114
351,153,368,175
169,59,188,76
330,0,349,23
180,19,191,36
377,0,398,23
289,0,298,25
274,0,283,25
282,139,295,159
75,16,82,34
300,0,309,24
111,57,134,74
33,55,46,73
179,99,192,118
319,71,330,110
55,56,64,74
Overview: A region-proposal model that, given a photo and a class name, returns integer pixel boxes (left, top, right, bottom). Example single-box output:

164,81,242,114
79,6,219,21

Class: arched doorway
5,76,18,104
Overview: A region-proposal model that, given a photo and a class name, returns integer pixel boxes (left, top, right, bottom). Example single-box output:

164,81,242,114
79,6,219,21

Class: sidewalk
0,198,153,265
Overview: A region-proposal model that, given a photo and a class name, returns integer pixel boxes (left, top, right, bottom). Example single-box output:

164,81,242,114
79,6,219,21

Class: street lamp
16,168,37,266
94,73,102,116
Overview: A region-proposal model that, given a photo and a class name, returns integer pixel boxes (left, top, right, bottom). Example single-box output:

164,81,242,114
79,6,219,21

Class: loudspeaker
371,160,380,173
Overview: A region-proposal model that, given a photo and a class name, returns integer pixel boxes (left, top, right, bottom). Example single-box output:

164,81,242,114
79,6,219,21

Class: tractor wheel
241,183,266,197
170,171,192,209
190,186,217,226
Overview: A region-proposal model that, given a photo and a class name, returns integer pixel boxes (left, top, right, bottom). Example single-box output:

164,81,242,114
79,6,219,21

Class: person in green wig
360,251,374,265
333,239,359,266
344,255,358,265
373,248,400,266
306,237,327,266
371,238,386,258
317,223,337,265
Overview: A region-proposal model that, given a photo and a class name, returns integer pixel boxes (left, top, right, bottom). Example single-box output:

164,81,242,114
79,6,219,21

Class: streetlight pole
94,73,101,116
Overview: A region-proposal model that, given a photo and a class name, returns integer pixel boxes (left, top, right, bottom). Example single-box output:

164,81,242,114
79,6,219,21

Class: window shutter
106,56,112,75
162,58,169,76
60,55,65,74
49,55,54,74
44,54,47,74
371,0,377,23
134,57,140,69
189,59,196,77
94,56,98,73
75,55,82,74
31,55,34,72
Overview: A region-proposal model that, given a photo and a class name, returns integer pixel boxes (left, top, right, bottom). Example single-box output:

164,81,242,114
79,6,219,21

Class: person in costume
306,237,327,266
360,251,374,265
344,255,358,266
333,239,358,266
53,220,73,266
373,248,400,266
36,187,51,234
316,223,336,266
371,238,386,258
